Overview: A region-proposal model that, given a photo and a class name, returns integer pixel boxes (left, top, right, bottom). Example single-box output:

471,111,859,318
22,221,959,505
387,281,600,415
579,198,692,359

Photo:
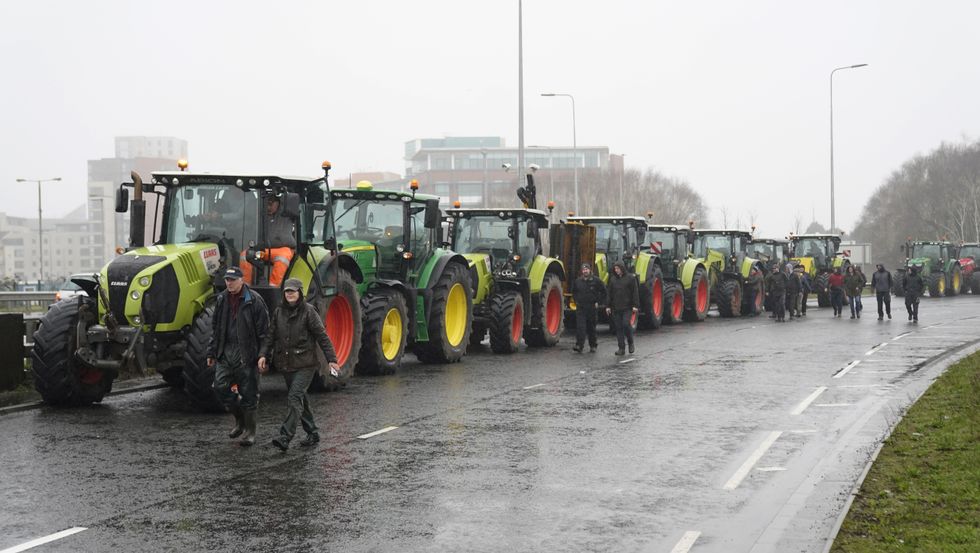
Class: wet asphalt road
2,297,979,552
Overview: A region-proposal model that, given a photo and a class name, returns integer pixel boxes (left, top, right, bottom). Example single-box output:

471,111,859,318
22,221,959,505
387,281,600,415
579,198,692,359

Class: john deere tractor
789,234,850,306
332,180,473,375
446,172,565,354
956,242,980,294
690,229,766,317
31,162,364,409
892,240,961,297
645,224,710,323
566,215,665,331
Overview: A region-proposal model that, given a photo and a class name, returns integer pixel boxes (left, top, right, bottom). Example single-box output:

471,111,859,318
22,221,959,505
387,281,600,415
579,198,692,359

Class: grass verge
831,351,980,552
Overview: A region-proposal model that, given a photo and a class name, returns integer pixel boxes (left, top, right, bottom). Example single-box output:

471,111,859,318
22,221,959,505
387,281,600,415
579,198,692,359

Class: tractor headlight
131,290,141,300
139,276,150,287
132,315,141,324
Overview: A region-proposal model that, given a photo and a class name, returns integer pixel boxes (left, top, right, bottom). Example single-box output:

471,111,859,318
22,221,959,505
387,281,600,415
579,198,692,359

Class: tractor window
959,245,980,259
748,243,773,262
795,238,829,258
595,223,625,263
676,233,688,257
165,185,259,252
626,226,639,255
408,202,433,268
694,234,732,257
516,220,535,268
335,198,405,275
910,244,941,262
454,215,514,268
649,230,675,258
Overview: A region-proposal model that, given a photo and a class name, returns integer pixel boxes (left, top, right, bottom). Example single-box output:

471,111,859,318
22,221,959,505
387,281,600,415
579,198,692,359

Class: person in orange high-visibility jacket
241,195,296,287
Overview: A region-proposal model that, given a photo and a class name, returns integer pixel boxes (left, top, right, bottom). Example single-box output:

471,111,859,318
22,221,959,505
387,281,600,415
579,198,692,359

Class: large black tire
742,278,764,316
662,281,685,324
309,269,362,392
716,278,742,318
928,272,945,297
971,272,980,295
638,265,664,330
892,269,907,297
161,368,184,388
356,289,408,376
181,306,222,412
682,267,709,322
31,297,113,406
489,291,523,354
947,265,961,296
415,262,473,364
525,272,564,347
815,273,831,306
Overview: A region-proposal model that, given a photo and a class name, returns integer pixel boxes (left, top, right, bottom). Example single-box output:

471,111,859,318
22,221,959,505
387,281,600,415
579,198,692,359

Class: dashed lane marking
618,357,636,364
814,403,854,408
357,426,399,440
837,384,887,388
755,466,787,472
522,383,545,390
790,386,827,415
0,527,87,553
723,431,782,490
865,342,888,356
669,531,702,553
789,429,818,434
833,360,861,379
892,332,911,341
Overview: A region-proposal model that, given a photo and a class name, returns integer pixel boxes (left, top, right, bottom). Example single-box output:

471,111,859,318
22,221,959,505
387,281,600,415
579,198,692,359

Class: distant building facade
0,207,98,283
333,171,405,190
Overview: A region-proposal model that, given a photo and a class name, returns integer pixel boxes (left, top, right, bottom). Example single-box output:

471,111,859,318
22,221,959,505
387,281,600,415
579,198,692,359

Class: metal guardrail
0,291,57,313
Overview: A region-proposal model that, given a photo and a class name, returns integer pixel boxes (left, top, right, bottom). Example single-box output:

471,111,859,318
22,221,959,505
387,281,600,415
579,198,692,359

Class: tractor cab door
549,222,597,293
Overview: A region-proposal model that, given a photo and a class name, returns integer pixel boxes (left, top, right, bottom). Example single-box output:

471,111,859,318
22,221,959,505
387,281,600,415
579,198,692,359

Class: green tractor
331,180,473,375
690,229,766,317
31,162,364,409
892,240,962,297
566,215,665,331
748,237,791,269
789,233,850,306
645,224,710,323
445,173,565,354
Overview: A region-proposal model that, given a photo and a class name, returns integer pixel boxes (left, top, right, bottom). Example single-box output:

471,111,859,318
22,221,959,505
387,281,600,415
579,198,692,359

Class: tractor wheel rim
652,278,663,317
953,272,960,289
696,279,708,313
445,282,467,347
381,307,402,361
511,301,523,343
672,292,683,319
325,296,354,366
939,278,945,294
545,288,561,334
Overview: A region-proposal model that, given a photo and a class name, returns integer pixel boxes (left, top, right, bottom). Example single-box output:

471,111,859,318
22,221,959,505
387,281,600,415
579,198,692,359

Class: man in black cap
207,266,270,446
570,262,605,353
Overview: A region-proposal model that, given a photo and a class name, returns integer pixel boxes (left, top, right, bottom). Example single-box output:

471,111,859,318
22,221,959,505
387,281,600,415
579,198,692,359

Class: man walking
871,264,893,320
845,266,864,319
800,270,812,316
207,267,270,446
765,264,788,322
605,261,639,356
904,264,925,323
786,264,801,318
571,263,605,353
828,267,845,318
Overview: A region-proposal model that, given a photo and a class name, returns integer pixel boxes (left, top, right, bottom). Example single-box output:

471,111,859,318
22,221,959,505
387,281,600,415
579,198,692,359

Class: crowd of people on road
570,261,639,357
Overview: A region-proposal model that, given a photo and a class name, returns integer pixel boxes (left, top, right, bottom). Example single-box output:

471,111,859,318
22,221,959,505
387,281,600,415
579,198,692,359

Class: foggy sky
1,1,978,238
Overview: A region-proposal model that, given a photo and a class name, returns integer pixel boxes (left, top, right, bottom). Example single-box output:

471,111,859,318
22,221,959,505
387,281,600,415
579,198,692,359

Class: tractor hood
99,242,220,331
908,257,934,272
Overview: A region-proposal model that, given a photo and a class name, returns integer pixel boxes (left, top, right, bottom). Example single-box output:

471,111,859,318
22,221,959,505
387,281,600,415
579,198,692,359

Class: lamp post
541,92,578,213
830,63,868,233
619,153,626,214
481,148,489,207
517,0,525,182
16,177,61,283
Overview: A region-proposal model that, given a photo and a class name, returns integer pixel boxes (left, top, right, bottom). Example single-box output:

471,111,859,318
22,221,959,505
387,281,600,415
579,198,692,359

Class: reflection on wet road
2,298,979,552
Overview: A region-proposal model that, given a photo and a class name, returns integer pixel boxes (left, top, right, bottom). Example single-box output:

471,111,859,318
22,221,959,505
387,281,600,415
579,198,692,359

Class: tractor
892,240,961,297
331,180,473,375
789,233,850,306
690,229,766,317
31,161,364,409
748,237,791,269
445,172,565,354
956,242,980,294
645,224,710,323
565,215,665,331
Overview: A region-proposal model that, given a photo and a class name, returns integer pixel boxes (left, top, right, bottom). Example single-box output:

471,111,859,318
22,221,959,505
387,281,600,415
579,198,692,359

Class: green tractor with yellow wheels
690,229,766,317
789,234,850,306
893,240,962,297
645,224,710,323
31,161,364,410
331,180,473,375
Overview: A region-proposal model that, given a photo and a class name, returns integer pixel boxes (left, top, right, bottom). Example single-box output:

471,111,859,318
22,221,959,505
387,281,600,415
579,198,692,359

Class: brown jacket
260,301,337,372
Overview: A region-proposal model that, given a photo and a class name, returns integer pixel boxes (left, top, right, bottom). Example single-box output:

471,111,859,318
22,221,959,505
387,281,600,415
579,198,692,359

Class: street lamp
830,63,868,232
541,92,578,213
619,153,626,214
15,177,61,283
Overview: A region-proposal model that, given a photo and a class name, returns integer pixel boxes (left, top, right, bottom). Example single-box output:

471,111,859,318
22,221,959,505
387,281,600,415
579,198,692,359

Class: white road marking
618,357,636,364
814,403,854,408
357,426,399,439
863,370,904,374
833,360,861,379
0,528,87,553
579,370,586,374
790,386,827,415
723,431,782,490
837,384,886,388
755,466,787,472
789,429,818,434
865,343,888,356
891,332,910,341
669,531,702,553
522,383,545,390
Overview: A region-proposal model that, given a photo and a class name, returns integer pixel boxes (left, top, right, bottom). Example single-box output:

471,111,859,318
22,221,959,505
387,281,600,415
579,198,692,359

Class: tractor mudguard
418,253,469,331
528,256,565,293
634,253,652,284
680,260,704,289
494,277,532,326
462,252,493,304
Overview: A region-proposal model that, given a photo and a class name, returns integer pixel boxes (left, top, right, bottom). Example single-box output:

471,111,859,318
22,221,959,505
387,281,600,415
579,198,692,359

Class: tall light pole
517,0,525,182
541,92,578,213
619,153,626,214
830,63,868,232
16,177,61,283
481,148,489,207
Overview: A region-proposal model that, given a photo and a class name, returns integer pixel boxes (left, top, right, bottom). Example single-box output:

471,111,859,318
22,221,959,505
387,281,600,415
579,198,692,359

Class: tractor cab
905,241,954,270
789,234,843,271
645,224,690,279
748,237,790,268
692,229,753,269
446,208,546,277
958,242,980,261
567,216,647,280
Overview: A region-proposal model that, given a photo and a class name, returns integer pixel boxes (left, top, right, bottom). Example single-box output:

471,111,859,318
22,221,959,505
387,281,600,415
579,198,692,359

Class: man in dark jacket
259,278,338,451
903,265,925,322
765,264,788,322
207,266,270,446
605,261,639,356
871,264,892,320
786,265,802,318
800,271,812,316
571,263,605,353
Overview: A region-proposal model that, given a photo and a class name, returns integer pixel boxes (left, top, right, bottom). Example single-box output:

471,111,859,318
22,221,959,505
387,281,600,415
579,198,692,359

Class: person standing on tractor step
765,264,788,322
241,195,296,287
208,266,270,447
904,264,925,323
828,267,845,318
259,278,339,452
871,264,893,320
845,265,864,319
605,261,639,356
571,263,605,353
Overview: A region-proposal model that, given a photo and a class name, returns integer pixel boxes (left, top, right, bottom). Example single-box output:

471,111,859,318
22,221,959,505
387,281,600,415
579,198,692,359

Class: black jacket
606,262,639,311
871,269,892,292
765,272,788,294
786,272,801,294
207,285,270,368
904,271,925,296
260,297,337,372
571,274,606,309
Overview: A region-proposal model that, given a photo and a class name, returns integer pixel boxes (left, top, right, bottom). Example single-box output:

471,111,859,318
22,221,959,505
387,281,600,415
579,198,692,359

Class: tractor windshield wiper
335,199,368,224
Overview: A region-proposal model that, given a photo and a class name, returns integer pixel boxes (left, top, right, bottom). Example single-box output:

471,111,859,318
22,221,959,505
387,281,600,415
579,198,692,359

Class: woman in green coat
844,266,864,319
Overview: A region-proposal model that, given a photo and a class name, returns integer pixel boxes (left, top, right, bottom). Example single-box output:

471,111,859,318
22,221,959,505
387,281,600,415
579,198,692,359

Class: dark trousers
831,289,845,316
279,367,318,441
575,306,598,349
876,291,891,317
905,295,919,320
801,292,809,314
771,291,786,320
213,346,259,411
848,295,860,316
612,309,635,351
